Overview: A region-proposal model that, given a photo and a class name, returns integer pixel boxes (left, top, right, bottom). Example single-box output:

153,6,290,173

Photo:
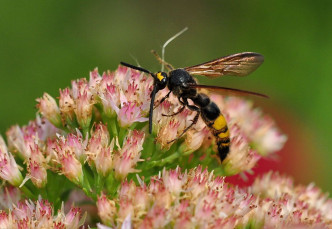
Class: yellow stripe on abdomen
218,129,230,139
212,115,227,130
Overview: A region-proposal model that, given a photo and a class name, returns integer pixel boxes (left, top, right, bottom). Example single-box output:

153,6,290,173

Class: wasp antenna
161,27,188,71
120,61,151,74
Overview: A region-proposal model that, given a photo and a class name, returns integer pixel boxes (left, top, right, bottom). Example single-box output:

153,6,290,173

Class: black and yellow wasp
120,51,266,162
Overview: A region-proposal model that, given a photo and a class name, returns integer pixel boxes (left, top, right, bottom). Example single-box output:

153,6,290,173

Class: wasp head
155,72,168,90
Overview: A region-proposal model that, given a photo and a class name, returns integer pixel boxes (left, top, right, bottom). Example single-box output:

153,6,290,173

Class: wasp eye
161,72,168,78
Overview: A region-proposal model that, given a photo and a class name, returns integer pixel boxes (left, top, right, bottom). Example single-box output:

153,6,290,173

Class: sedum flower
27,159,47,188
54,136,84,185
36,93,62,127
59,88,76,124
58,152,83,185
0,185,21,209
0,145,23,187
75,88,94,131
116,101,148,128
113,130,145,180
97,193,117,226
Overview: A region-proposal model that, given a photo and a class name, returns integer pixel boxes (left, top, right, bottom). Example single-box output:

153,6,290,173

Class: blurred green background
1,1,331,192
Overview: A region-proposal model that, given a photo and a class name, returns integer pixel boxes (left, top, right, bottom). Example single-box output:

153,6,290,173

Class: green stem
145,150,181,169
95,173,105,195
20,186,35,199
110,119,118,138
118,127,127,144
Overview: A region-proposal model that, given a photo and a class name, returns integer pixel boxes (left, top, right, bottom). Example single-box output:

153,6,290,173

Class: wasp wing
184,52,264,78
188,84,268,98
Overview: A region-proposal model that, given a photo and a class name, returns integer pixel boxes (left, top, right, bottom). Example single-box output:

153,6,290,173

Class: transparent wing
184,52,264,78
188,84,268,98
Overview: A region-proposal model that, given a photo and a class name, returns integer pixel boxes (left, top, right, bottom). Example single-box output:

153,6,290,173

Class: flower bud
36,93,62,127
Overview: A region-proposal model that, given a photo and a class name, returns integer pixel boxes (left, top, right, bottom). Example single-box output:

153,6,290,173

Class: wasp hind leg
162,105,186,117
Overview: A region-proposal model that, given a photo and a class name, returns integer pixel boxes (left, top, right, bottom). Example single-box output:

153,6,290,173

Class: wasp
120,51,266,162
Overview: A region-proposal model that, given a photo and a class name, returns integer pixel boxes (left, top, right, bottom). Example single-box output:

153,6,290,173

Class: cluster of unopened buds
0,65,330,228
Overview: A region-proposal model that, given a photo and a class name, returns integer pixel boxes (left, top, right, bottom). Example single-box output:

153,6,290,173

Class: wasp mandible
120,51,266,162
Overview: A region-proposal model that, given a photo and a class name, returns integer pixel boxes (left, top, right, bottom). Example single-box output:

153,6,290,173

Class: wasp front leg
154,90,171,110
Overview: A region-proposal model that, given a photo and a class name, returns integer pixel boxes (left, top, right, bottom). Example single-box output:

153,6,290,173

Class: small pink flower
0,186,21,209
27,159,47,188
133,186,150,217
95,145,114,176
58,150,83,185
100,83,120,117
156,119,181,149
97,193,117,226
6,125,28,159
119,180,136,199
64,207,82,228
117,102,148,128
185,126,211,152
141,205,168,228
59,88,75,123
99,71,115,91
36,93,62,127
75,89,94,130
89,68,102,95
113,150,140,180
121,130,145,156
113,130,144,179
0,148,23,186
162,167,187,197
0,211,11,228
118,197,134,223
57,132,87,163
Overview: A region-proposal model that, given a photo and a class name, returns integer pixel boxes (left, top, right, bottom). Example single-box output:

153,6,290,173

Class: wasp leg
167,99,200,144
151,50,174,71
162,105,186,117
167,110,200,144
162,96,185,116
154,90,171,110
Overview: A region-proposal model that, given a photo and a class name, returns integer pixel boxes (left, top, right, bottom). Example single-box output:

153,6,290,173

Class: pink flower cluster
39,67,153,131
97,166,332,229
0,199,84,228
3,117,60,188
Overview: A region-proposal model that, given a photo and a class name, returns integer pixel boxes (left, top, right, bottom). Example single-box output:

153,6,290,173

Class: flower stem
20,186,35,199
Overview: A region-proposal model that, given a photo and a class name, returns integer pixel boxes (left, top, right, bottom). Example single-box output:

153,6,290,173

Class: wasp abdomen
194,94,230,162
